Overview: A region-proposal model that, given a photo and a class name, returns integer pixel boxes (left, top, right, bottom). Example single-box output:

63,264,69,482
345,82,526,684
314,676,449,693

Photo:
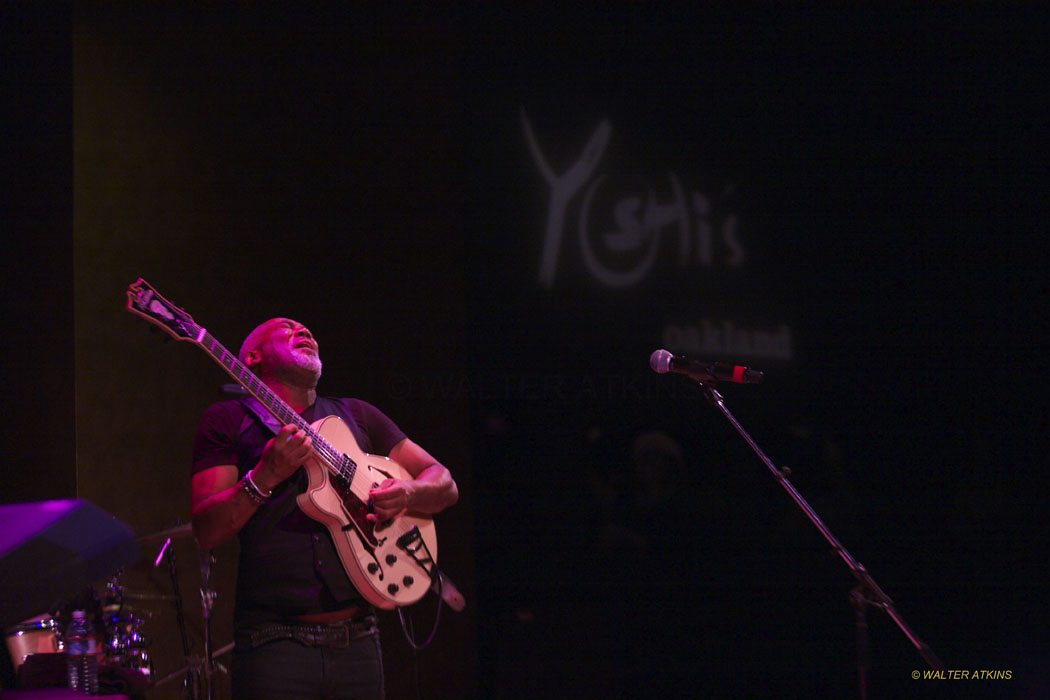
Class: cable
397,573,444,651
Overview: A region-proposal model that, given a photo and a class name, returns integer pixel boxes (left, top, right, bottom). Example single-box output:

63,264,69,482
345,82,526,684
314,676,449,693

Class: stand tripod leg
199,548,217,700
686,379,945,690
851,587,870,700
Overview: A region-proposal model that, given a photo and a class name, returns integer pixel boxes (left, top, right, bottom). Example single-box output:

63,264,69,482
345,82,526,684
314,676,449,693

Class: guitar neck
194,328,344,472
124,279,352,479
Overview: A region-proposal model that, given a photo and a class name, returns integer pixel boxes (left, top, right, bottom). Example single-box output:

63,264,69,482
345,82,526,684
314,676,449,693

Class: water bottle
65,610,99,695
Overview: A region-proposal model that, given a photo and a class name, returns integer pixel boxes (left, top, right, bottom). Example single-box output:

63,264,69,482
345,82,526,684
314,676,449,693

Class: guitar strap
238,396,284,436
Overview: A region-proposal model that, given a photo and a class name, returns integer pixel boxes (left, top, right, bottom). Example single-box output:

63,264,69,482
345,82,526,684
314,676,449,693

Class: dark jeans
231,629,384,700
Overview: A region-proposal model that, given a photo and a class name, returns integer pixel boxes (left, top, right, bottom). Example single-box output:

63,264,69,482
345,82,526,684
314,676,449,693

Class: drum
103,608,153,681
4,616,59,669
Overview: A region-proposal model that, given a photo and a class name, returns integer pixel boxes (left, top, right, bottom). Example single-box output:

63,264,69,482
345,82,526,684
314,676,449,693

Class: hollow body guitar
126,278,436,609
299,414,437,609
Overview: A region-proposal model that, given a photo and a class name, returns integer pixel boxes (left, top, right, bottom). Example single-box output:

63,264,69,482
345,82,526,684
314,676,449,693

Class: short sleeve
192,400,249,475
348,399,407,457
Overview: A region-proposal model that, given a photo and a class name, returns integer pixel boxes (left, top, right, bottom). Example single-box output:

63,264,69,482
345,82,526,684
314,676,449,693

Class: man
191,318,458,700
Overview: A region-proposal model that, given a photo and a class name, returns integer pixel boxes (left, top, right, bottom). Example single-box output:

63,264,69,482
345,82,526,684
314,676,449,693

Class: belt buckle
299,622,350,648
328,623,351,648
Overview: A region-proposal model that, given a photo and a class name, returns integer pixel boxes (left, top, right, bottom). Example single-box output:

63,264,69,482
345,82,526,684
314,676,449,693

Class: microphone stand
693,379,945,697
162,539,200,700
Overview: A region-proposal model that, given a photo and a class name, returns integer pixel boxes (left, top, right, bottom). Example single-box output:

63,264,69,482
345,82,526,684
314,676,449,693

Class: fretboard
194,328,356,481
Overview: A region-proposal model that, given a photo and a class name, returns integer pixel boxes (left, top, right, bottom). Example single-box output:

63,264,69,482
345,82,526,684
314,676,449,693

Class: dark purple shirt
192,396,406,626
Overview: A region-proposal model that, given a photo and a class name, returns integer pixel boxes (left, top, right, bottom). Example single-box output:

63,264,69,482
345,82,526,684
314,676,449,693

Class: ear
244,349,261,368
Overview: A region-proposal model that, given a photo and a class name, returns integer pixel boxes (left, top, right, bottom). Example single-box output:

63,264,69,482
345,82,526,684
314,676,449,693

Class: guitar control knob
387,583,399,595
367,563,379,574
385,554,397,565
403,576,414,587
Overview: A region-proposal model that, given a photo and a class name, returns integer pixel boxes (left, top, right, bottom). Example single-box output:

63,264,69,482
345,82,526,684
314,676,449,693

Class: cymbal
136,523,194,544
119,590,175,603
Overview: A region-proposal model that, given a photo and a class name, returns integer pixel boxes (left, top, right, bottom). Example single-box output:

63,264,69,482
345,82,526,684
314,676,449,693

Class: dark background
4,4,1048,699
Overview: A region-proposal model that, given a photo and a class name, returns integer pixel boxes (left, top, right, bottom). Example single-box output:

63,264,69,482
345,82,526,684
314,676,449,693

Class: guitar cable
398,575,443,700
396,572,444,652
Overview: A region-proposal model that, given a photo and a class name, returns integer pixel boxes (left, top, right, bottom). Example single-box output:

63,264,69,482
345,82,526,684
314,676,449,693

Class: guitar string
198,330,363,492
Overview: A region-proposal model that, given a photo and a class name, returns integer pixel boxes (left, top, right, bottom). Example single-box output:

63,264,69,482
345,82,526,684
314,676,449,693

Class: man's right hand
255,424,313,491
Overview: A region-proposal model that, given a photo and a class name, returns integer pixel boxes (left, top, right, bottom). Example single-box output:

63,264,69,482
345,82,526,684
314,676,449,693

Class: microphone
649,349,764,384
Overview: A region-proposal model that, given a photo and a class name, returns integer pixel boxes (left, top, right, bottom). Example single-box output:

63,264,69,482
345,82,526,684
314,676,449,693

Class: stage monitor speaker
0,500,139,627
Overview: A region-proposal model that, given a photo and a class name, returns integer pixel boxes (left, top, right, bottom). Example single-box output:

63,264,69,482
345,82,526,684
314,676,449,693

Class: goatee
291,350,322,384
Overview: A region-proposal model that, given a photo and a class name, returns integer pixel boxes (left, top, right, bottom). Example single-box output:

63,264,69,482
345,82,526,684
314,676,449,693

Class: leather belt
247,615,376,649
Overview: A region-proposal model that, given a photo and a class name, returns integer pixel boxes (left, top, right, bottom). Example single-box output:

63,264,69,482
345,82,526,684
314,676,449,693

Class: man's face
245,318,322,379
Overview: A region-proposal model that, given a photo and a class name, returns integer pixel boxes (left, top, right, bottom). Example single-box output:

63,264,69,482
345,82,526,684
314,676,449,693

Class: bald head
239,318,293,362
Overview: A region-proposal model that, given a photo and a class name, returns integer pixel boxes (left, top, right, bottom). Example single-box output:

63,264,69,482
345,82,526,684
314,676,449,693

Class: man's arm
191,424,313,550
191,464,255,550
368,438,458,522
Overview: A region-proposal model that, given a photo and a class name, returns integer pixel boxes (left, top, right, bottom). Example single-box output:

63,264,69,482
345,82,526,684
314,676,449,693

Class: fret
125,283,360,495
188,327,356,483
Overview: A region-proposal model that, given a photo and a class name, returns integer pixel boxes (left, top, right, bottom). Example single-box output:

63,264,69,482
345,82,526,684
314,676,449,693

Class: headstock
125,278,202,342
